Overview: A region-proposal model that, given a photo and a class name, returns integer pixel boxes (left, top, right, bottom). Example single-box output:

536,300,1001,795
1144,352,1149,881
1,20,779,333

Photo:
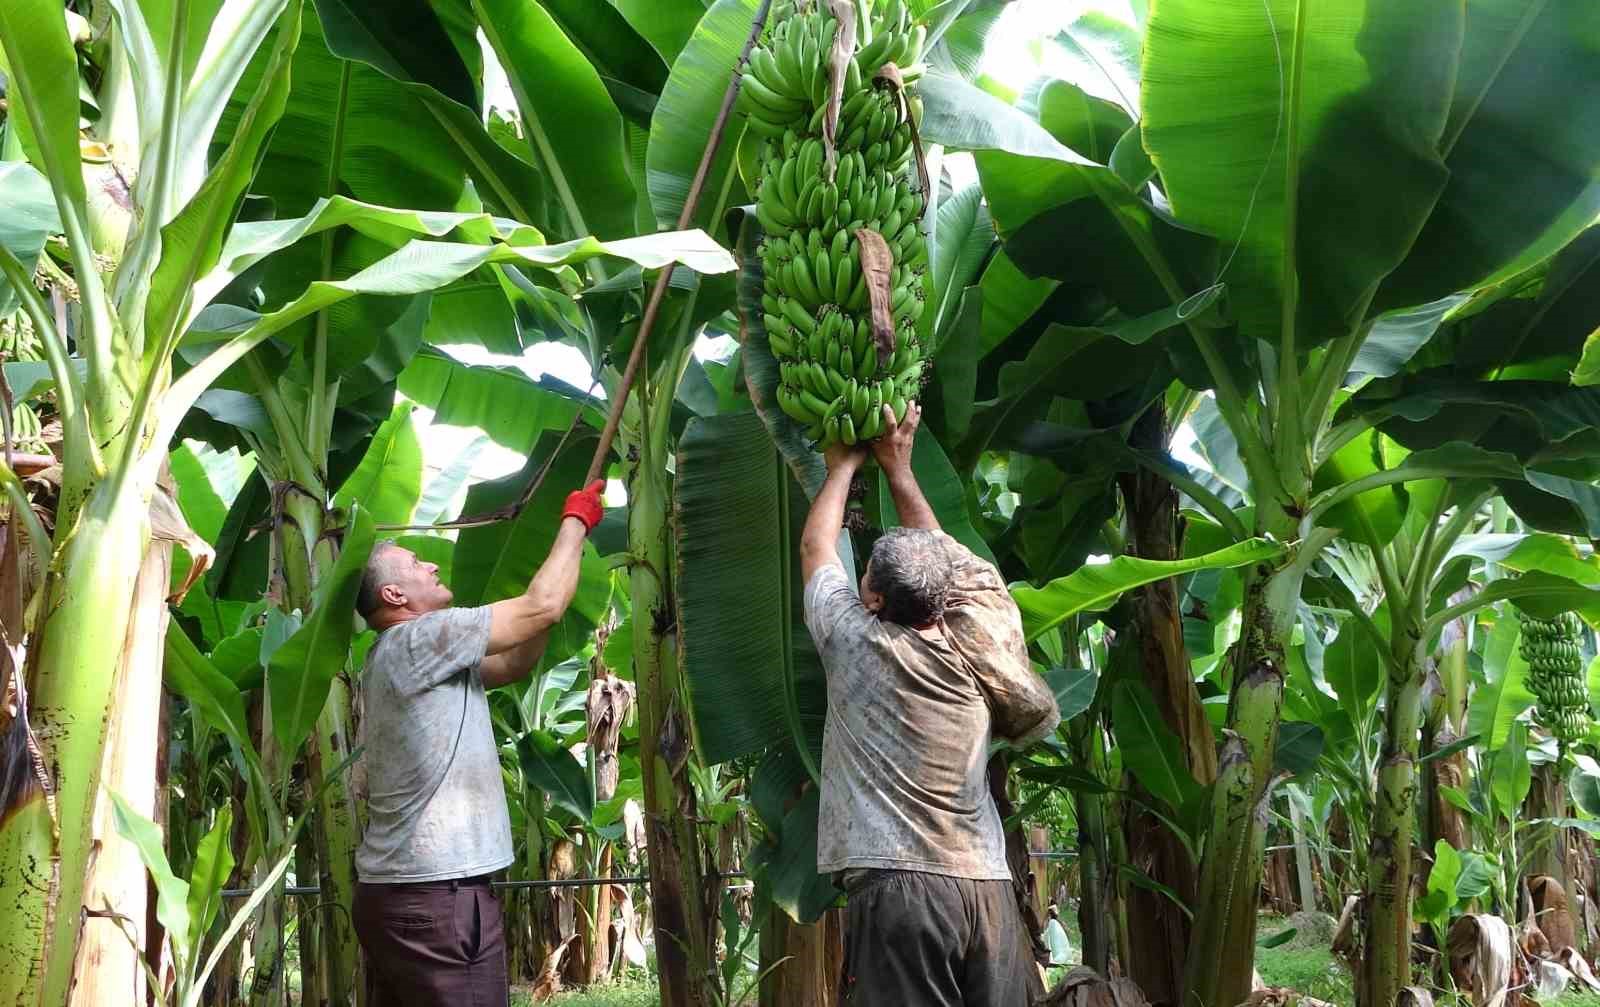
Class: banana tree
311,1,753,994
960,3,1600,1002
0,5,731,1002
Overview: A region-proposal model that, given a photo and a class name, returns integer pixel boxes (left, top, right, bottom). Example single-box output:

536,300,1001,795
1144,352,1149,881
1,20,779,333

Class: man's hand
823,441,867,474
871,401,921,473
873,402,938,531
561,479,606,532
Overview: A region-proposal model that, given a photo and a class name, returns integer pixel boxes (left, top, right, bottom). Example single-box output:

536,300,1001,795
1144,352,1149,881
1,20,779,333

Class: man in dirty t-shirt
350,478,606,1006
800,402,1060,1006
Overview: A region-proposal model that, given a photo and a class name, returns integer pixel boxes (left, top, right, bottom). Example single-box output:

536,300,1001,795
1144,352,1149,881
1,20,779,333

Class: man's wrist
885,464,917,486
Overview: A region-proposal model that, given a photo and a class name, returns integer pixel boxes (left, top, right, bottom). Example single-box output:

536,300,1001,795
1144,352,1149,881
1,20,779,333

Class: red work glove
562,479,606,531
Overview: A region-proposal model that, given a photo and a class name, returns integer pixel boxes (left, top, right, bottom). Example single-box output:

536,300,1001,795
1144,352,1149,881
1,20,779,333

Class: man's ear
380,583,406,608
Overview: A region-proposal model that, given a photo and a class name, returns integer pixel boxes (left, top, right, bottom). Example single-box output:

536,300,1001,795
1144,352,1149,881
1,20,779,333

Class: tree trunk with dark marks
759,907,844,1007
1182,573,1290,1007
1526,764,1579,952
628,447,712,1006
1360,627,1426,1007
1423,722,1469,854
1115,403,1216,1007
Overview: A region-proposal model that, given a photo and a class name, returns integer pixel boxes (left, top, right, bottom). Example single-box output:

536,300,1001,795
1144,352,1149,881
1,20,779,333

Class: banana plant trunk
1360,630,1426,1007
0,482,151,1005
294,800,328,1006
1182,569,1293,1007
521,790,568,999
293,493,364,1005
1068,711,1113,975
627,438,714,1006
1426,611,1471,855
249,487,362,1005
67,535,174,1007
1525,763,1579,951
758,906,844,1006
1117,405,1217,1006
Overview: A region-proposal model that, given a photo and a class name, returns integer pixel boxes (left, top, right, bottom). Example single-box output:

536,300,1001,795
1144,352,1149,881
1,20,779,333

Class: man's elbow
799,536,838,573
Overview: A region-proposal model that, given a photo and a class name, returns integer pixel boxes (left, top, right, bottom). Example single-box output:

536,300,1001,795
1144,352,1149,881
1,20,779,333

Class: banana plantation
4,0,1600,1005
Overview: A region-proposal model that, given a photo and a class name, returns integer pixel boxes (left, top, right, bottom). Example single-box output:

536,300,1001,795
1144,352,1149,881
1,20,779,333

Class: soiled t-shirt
354,606,514,883
804,534,1060,881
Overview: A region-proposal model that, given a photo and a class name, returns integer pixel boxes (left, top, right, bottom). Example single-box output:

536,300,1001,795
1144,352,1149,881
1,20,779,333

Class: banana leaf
675,412,837,769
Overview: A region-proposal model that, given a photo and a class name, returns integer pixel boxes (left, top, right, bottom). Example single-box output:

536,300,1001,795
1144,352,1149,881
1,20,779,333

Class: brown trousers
840,870,1032,1006
354,875,507,1006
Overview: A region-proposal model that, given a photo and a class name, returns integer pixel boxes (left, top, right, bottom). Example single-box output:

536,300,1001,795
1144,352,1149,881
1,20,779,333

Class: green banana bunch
0,313,48,453
741,0,928,447
1520,611,1591,745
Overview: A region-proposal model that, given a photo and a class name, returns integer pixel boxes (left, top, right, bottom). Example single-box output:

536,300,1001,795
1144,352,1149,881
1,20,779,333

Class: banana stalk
67,537,175,1007
1118,403,1213,1003
0,484,151,1004
1184,735,1256,1006
243,473,362,1006
1182,570,1292,1007
1066,704,1113,975
627,429,715,1005
1360,634,1425,1007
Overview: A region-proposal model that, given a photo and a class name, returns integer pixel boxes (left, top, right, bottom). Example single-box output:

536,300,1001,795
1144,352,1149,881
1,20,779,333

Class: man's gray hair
866,528,953,626
356,542,406,619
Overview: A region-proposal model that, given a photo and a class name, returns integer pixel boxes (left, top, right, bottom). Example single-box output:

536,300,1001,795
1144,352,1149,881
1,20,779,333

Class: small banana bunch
739,0,928,447
0,313,46,453
1521,611,1591,745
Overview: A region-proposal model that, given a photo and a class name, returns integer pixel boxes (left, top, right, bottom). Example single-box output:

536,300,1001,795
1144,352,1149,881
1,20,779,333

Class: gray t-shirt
803,534,1059,881
355,606,514,883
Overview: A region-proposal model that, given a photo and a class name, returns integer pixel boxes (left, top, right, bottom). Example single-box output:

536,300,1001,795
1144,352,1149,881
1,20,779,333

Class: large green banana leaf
311,0,549,226
474,0,637,241
331,401,423,526
1377,1,1600,312
612,0,706,65
675,412,832,769
1143,0,1459,348
534,0,669,120
1012,537,1285,642
396,346,605,456
213,3,466,427
646,0,755,236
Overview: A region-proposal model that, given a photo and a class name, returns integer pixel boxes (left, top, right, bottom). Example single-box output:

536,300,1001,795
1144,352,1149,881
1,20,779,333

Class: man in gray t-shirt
350,478,605,1005
800,402,1059,1006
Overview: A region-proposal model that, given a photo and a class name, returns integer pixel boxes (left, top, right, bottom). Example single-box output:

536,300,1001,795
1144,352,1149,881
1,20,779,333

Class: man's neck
370,606,428,632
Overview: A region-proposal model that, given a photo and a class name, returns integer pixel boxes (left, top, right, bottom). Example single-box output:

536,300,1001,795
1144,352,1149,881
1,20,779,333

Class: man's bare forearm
487,517,589,655
801,456,861,581
525,517,588,612
885,467,939,531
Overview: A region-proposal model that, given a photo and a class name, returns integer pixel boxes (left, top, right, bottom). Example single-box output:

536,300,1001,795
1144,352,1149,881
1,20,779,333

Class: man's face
378,545,452,614
859,559,884,614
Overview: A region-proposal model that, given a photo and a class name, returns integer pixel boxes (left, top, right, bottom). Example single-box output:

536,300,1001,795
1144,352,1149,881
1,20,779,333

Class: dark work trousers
354,874,508,1007
839,870,1032,1006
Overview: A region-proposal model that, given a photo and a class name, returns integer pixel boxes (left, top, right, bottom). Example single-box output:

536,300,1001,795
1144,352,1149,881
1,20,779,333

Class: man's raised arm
800,442,868,584
872,403,938,531
481,480,605,687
